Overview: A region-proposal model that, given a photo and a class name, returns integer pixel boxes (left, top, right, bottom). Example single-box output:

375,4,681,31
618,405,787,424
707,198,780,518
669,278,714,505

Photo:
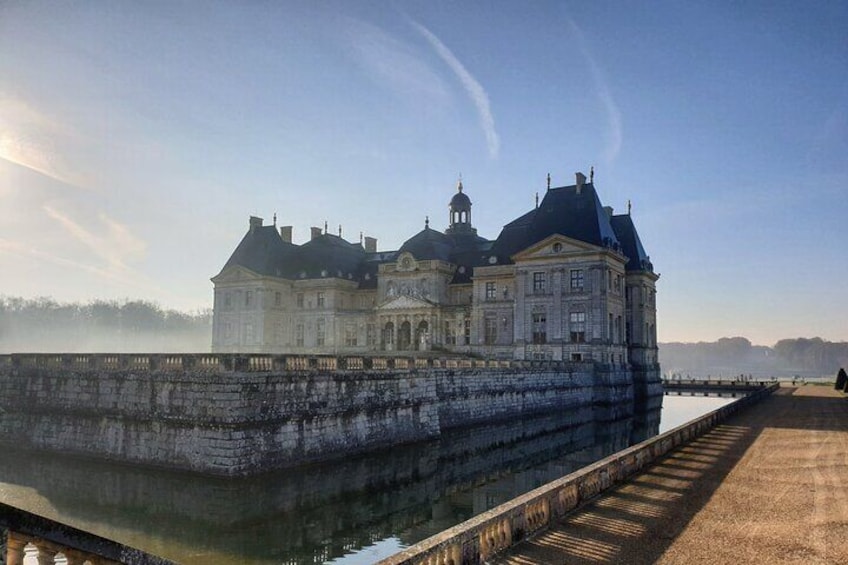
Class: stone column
4,532,26,565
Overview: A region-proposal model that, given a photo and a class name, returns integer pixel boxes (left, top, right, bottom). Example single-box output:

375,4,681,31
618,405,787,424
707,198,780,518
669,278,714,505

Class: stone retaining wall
378,383,777,565
0,354,659,476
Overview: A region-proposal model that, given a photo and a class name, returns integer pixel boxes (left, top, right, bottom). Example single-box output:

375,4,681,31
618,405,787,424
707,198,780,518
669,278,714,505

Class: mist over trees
0,296,212,353
660,336,848,379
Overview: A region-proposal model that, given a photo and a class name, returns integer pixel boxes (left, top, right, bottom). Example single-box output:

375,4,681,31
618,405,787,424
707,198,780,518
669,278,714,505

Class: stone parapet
378,383,777,565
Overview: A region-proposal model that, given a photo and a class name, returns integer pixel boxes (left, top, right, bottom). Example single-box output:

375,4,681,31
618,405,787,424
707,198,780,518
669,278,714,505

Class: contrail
412,21,500,159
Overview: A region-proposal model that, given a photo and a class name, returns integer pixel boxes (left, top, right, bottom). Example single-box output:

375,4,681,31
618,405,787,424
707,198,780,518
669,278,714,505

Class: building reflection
0,397,661,564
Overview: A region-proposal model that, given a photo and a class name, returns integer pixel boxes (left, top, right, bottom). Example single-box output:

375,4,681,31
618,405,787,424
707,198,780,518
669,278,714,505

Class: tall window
296,293,304,308
569,312,586,343
570,269,584,291
463,318,471,345
532,272,546,293
485,281,496,300
614,275,622,293
224,292,232,310
275,292,281,307
317,292,325,308
444,320,456,345
245,290,253,308
244,322,254,343
295,324,304,347
484,316,498,345
345,323,357,347
615,316,622,343
608,313,614,343
366,324,376,347
316,318,326,346
532,312,547,344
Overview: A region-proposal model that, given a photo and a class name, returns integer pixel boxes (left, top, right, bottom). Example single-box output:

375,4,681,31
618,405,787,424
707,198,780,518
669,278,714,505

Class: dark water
0,395,734,565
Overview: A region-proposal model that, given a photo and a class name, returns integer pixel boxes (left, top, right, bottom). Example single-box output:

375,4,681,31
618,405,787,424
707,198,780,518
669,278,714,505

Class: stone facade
211,172,659,369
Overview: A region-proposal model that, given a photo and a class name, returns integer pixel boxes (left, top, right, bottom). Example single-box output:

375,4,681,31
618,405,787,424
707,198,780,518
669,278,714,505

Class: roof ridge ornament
546,173,551,190
627,199,632,215
590,166,594,183
425,216,429,229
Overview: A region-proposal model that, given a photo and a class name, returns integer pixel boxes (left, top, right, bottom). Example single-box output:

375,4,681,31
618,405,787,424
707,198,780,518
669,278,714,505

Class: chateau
211,171,658,364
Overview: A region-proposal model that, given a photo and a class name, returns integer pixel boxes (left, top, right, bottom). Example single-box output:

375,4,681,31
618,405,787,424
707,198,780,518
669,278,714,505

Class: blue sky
1,1,845,345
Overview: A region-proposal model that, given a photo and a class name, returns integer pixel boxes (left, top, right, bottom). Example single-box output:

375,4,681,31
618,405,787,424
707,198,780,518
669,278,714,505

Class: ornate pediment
211,265,262,284
377,294,436,311
511,234,600,262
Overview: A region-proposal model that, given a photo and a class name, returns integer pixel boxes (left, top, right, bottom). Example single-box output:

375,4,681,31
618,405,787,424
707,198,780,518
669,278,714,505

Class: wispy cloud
344,18,451,105
43,205,147,272
411,21,499,159
0,96,91,189
566,19,622,164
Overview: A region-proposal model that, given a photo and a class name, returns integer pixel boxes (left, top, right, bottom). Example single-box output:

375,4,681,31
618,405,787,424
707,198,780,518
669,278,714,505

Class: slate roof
220,225,298,278
217,180,650,288
610,214,654,272
491,183,622,263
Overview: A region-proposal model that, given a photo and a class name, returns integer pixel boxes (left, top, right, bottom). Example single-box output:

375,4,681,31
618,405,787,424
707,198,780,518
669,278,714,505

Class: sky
0,1,845,346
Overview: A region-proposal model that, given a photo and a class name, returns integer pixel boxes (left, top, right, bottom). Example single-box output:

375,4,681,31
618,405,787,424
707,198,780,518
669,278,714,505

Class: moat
0,395,734,565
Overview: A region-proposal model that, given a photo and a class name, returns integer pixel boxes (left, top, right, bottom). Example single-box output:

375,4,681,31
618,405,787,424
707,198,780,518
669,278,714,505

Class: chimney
603,206,614,218
249,216,263,232
311,226,323,240
364,236,377,253
575,172,586,195
279,225,293,243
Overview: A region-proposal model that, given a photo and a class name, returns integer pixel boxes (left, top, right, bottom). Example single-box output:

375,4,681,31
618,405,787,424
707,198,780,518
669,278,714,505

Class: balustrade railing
1,503,173,565
0,353,599,375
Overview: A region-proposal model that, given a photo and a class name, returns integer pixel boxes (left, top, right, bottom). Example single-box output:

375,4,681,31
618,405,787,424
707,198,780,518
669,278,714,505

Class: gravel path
493,386,848,565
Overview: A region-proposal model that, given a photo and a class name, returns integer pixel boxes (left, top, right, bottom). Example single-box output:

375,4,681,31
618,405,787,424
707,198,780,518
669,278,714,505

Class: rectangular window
245,290,253,308
614,275,622,293
484,316,498,345
444,320,456,345
296,293,304,308
485,281,496,300
463,318,471,345
224,292,232,310
532,272,546,293
569,312,586,343
345,323,357,347
244,322,254,343
366,324,376,347
275,291,281,307
295,323,304,347
532,312,547,344
571,353,583,362
570,269,584,291
609,313,614,343
317,292,325,308
316,318,326,346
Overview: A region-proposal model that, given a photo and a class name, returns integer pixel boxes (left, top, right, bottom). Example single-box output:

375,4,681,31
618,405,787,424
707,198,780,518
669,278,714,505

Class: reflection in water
0,395,726,565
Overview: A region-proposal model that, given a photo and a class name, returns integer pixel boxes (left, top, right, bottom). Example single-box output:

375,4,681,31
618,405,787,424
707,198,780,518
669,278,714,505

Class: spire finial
360,231,363,244
535,192,539,209
425,215,430,229
590,166,594,183
273,212,277,226
546,173,551,190
324,221,328,234
627,199,632,215
338,224,342,237
457,173,463,192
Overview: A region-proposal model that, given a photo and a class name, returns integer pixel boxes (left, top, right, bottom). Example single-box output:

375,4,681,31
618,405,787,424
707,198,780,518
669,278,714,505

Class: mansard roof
491,183,622,263
610,214,654,272
220,225,297,278
398,227,454,262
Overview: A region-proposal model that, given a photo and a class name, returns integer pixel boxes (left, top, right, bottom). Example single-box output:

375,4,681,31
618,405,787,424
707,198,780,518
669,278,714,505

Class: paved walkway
493,386,848,565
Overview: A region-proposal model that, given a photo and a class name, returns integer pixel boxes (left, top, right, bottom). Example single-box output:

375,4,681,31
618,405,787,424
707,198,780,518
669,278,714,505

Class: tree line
0,296,212,353
660,336,848,378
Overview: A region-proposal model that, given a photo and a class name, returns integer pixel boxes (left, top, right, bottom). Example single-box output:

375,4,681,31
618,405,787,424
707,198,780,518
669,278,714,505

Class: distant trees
0,296,212,353
659,336,848,378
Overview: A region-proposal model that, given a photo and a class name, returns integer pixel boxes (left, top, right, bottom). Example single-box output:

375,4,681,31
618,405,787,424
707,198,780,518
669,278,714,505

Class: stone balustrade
1,502,173,565
378,383,778,565
0,353,614,375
